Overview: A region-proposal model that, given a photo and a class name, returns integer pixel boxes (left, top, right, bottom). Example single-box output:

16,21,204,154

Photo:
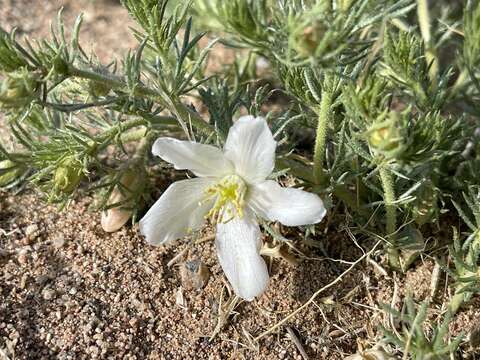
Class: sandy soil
0,1,477,359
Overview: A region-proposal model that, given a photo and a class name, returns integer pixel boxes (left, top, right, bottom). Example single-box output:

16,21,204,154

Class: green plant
2,0,480,354
382,296,463,359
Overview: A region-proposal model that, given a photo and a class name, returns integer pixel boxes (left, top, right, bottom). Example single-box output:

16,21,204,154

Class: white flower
140,116,326,300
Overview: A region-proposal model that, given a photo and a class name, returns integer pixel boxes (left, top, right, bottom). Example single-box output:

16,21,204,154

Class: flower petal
215,210,269,301
224,116,276,184
249,180,326,226
139,178,214,245
152,137,234,177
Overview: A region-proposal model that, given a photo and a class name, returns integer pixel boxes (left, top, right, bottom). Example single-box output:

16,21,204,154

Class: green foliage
0,28,29,72
218,0,269,49
0,67,40,109
382,296,463,359
383,30,430,102
0,159,26,188
463,1,480,77
286,0,373,64
445,187,480,314
0,0,218,208
121,0,184,50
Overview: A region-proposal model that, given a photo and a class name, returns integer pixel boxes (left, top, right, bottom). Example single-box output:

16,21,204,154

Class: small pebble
88,345,99,357
52,235,66,249
175,288,187,308
20,274,28,289
25,224,40,240
17,249,29,265
42,288,56,301
179,259,211,290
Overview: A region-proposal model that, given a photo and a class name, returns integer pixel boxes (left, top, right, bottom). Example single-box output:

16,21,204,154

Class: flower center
204,175,247,223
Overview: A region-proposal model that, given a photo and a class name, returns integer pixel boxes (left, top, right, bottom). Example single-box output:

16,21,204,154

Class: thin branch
254,240,382,342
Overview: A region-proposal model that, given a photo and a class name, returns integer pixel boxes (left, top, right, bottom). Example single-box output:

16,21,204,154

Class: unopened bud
53,56,69,76
291,21,328,57
54,157,83,194
87,66,112,97
101,204,131,233
412,181,437,225
101,170,142,233
0,159,24,187
0,68,40,108
88,80,111,97
366,113,404,159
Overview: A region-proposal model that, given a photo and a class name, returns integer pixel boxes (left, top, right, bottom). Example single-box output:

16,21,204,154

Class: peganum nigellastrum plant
140,115,325,300
1,0,480,357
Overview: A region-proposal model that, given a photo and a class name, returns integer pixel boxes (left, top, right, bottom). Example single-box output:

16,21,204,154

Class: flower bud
101,169,142,233
290,7,333,59
53,56,69,76
291,21,328,57
412,181,438,225
87,66,112,97
87,80,111,98
0,68,40,108
0,159,24,187
398,225,424,271
101,196,131,233
366,113,404,159
54,157,83,194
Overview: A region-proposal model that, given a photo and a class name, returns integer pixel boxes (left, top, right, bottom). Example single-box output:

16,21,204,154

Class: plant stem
94,118,151,153
131,110,177,127
379,164,401,270
313,89,332,185
97,118,148,142
120,128,148,143
67,64,214,135
132,131,158,163
68,65,158,97
417,0,438,86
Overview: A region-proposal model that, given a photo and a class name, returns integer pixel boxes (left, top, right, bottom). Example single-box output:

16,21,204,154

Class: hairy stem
417,0,438,85
120,128,148,143
132,130,158,163
379,165,401,270
97,118,148,142
313,89,332,185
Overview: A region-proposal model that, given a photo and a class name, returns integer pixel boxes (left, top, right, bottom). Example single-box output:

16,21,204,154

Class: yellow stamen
203,175,247,224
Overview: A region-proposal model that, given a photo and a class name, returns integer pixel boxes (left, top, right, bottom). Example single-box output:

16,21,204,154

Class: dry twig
254,241,382,342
